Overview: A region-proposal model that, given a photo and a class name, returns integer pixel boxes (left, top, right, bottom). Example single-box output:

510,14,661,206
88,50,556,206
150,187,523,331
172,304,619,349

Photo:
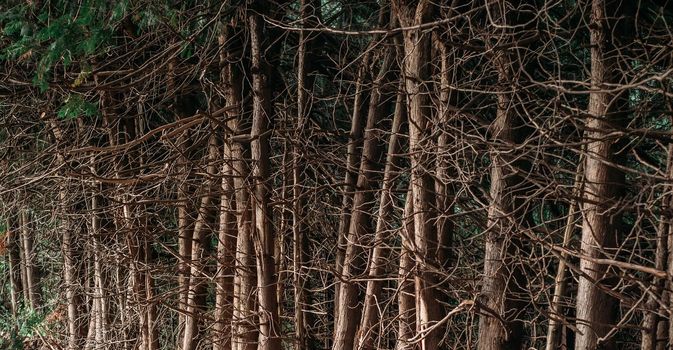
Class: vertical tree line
2,0,673,349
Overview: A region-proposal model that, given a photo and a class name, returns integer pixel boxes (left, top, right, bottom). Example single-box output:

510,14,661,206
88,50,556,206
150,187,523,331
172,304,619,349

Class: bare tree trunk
7,216,21,317
648,119,673,350
396,2,441,348
333,49,392,350
19,209,37,309
292,1,320,347
232,179,257,350
642,173,669,349
546,163,583,350
333,9,388,318
182,135,219,350
63,175,81,350
575,1,622,348
223,21,258,350
477,2,526,349
122,196,144,350
396,188,415,350
90,187,108,349
249,11,281,350
356,80,405,350
334,46,372,320
213,21,239,350
46,116,84,350
434,34,454,274
97,89,129,348
173,61,195,342
215,140,237,350
145,240,159,350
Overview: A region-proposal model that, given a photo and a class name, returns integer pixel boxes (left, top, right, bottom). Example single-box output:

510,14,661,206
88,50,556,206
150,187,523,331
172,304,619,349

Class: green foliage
57,94,98,120
0,1,120,91
0,303,48,350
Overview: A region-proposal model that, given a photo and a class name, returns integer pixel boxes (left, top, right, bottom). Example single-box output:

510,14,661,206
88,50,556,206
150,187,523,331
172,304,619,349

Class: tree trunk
145,240,159,350
19,209,37,309
182,135,219,350
546,162,583,350
7,216,21,318
173,60,195,343
646,101,673,350
355,80,405,350
396,188,415,350
477,2,526,349
213,20,239,350
90,187,108,349
434,33,454,274
334,45,372,321
215,140,237,350
334,9,387,318
249,11,281,350
332,48,392,350
292,0,320,347
46,116,84,350
396,2,441,348
292,0,322,347
225,21,258,349
574,1,622,348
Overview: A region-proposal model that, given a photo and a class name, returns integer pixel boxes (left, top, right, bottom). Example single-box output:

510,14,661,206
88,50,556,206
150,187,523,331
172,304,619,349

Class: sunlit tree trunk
182,135,219,350
642,168,669,350
477,2,526,349
213,21,239,350
167,59,196,344
90,186,108,349
334,45,372,320
333,48,392,350
356,80,405,350
396,188,415,350
333,10,387,318
434,33,454,274
574,1,622,348
249,11,281,350
19,209,37,309
6,217,21,318
396,1,441,348
225,19,258,349
46,117,84,350
292,0,320,347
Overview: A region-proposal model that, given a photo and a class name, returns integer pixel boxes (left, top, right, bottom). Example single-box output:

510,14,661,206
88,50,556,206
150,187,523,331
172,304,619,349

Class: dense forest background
2,0,673,349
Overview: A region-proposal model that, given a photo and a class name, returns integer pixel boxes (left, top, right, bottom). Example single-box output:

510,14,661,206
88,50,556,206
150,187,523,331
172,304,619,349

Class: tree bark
7,216,21,318
395,1,441,348
46,116,84,350
182,135,219,350
90,186,108,349
249,10,281,350
355,80,405,350
174,61,195,342
213,21,239,350
334,9,388,318
332,48,392,350
644,103,673,350
477,2,526,349
545,162,583,350
224,21,258,349
396,188,416,350
334,45,372,321
293,0,320,347
574,0,622,348
19,209,37,309
434,33,454,274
